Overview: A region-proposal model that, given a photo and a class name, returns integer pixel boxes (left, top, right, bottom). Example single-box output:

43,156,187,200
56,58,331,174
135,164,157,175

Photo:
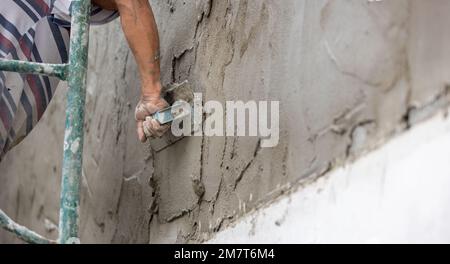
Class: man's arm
93,0,169,141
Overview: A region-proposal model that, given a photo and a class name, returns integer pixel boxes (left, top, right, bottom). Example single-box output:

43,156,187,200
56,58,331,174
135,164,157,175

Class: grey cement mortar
1,0,450,243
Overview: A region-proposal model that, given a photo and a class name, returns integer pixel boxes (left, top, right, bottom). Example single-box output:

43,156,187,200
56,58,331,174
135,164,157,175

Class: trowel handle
151,107,175,125
151,101,193,125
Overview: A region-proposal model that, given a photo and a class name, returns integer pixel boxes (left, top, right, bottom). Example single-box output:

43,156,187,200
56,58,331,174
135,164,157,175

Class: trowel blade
147,81,194,152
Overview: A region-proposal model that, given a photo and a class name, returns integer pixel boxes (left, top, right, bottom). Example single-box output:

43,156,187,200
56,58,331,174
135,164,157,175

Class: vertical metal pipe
58,0,91,244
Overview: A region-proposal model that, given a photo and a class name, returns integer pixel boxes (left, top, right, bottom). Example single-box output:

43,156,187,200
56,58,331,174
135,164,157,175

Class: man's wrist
141,81,163,99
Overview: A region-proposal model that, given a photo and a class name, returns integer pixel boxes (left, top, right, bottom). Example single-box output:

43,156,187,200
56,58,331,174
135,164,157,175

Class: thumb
136,120,147,142
135,102,151,121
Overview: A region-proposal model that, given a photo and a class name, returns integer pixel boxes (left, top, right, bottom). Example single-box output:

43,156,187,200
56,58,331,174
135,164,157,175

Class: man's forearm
94,0,162,97
93,0,169,141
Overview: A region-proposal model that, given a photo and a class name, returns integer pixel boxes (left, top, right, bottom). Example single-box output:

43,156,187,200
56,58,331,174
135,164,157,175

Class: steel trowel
145,80,195,152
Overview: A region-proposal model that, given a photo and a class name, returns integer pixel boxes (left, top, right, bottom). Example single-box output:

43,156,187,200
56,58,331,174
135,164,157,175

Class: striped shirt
0,0,118,160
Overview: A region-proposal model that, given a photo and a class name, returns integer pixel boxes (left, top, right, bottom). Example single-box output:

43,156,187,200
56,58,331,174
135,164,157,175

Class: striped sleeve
51,0,119,27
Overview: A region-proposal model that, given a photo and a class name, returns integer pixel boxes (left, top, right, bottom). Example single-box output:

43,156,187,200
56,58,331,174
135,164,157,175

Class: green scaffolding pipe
0,59,68,80
0,0,91,244
0,210,55,244
58,0,91,244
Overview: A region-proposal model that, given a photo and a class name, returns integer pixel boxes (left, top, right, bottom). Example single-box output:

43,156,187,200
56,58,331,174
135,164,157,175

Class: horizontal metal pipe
0,59,68,80
0,209,56,244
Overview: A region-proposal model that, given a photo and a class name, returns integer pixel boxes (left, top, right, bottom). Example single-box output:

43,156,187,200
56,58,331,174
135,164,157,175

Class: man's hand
101,0,165,142
135,95,170,142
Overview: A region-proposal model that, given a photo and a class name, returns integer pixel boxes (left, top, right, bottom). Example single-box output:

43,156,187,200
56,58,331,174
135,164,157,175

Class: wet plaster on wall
2,0,450,243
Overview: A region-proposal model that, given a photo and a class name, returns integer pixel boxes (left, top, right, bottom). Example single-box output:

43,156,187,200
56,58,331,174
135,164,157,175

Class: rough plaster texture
1,0,450,243
210,111,450,244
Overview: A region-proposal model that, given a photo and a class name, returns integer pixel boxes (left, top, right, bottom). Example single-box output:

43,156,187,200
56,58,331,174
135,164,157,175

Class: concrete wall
1,0,450,243
210,111,450,244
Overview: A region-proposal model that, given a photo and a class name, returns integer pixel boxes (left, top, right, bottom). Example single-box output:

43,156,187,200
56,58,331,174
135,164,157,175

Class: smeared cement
1,0,450,243
210,110,450,244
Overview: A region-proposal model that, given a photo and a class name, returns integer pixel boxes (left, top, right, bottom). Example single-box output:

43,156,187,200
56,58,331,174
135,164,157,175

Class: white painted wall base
209,111,450,244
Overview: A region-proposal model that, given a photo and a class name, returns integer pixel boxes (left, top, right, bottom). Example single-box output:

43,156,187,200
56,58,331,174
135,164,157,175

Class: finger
144,118,161,138
136,121,147,142
155,123,170,137
149,119,170,138
143,120,153,139
135,103,151,121
143,118,157,139
144,117,171,138
149,119,162,137
156,125,170,137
